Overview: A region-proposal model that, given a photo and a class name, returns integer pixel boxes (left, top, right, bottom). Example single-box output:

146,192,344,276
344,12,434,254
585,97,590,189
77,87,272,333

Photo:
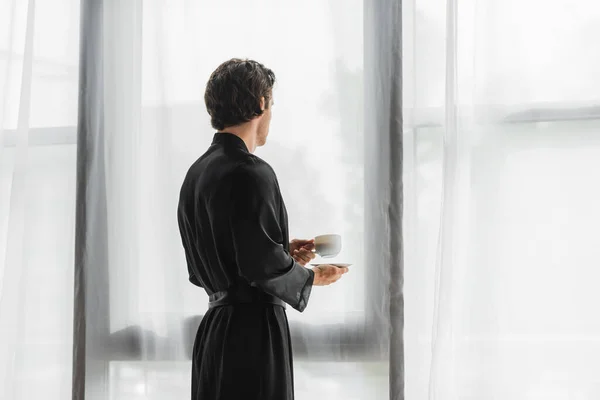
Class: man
177,58,348,400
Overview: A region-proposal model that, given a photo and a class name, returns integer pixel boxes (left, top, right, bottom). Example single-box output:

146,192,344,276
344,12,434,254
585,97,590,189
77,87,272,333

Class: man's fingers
327,266,347,283
312,264,350,286
293,249,315,265
302,250,316,260
296,249,315,262
292,239,315,247
293,251,305,265
301,243,316,251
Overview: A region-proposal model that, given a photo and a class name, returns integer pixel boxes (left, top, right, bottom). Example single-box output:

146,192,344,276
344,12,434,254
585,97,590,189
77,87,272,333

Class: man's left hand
290,239,316,266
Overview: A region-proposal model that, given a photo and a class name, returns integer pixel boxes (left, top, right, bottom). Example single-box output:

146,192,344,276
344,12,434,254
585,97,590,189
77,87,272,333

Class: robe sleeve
228,162,314,312
177,208,204,288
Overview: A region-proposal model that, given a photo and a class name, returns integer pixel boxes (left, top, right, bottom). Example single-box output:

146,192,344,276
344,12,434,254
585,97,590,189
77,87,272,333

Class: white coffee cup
314,234,342,258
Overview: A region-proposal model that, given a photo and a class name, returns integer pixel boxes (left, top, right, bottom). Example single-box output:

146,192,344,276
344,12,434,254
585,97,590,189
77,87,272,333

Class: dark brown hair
204,58,276,131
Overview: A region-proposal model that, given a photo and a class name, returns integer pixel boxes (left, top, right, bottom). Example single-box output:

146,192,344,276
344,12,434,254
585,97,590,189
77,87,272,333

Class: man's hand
290,238,316,266
312,264,349,286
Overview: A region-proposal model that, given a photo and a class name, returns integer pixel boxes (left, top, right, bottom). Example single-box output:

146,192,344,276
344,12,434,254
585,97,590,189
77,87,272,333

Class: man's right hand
312,265,349,286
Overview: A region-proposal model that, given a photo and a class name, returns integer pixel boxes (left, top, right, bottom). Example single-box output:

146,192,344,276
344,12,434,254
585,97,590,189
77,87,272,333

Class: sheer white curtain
83,1,384,399
404,0,600,398
7,0,600,399
0,0,79,399
1,1,384,399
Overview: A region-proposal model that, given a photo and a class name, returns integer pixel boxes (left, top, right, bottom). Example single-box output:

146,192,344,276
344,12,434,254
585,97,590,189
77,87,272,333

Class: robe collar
212,132,249,153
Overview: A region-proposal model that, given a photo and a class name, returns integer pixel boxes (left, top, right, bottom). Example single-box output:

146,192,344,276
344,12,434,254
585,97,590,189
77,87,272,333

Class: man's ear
259,96,266,112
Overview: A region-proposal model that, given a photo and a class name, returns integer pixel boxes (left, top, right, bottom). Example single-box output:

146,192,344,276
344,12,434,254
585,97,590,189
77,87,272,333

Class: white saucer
310,263,352,268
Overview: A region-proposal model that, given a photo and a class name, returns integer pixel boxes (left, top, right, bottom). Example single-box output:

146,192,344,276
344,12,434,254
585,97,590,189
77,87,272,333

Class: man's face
256,97,273,147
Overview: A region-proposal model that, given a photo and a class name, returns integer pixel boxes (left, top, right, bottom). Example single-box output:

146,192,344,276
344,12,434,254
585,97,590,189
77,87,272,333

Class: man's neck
218,125,257,153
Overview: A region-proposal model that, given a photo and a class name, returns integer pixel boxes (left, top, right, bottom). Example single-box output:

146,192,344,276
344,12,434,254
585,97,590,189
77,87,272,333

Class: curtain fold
73,0,110,399
428,0,459,397
0,0,35,397
364,0,404,399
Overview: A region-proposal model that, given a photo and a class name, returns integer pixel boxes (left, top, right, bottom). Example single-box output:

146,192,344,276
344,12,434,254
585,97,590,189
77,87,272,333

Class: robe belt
208,285,286,309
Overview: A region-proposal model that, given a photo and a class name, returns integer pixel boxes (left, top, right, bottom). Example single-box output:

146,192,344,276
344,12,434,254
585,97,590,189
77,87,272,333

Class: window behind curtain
0,0,79,398
404,0,600,397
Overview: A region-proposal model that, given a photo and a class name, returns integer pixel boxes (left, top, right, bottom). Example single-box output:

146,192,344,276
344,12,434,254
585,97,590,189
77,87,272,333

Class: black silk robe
177,132,314,400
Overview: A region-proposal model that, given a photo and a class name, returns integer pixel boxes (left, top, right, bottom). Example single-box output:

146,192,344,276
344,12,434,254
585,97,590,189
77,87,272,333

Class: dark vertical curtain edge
72,1,91,396
388,2,404,398
364,0,404,399
73,1,109,399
